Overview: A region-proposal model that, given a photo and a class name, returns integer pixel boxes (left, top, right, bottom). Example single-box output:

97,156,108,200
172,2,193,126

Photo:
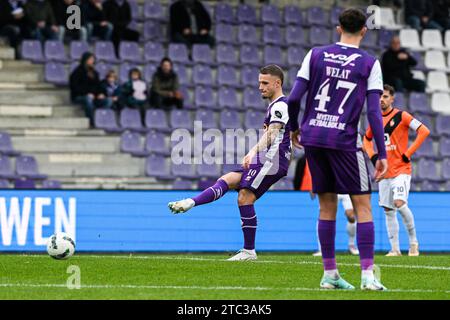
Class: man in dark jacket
24,0,58,41
381,36,425,93
150,57,183,110
50,0,87,42
70,52,113,125
82,0,113,41
404,0,443,31
169,0,214,47
0,0,29,50
103,0,139,50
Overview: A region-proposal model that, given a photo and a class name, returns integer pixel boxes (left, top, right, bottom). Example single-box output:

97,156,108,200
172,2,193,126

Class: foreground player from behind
168,65,292,261
287,9,388,290
363,85,430,257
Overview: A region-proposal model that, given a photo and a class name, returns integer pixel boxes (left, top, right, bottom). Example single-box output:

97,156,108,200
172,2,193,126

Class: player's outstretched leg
228,189,258,261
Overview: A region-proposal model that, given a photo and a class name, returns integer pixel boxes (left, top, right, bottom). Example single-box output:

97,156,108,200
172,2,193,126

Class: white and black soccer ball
46,232,76,260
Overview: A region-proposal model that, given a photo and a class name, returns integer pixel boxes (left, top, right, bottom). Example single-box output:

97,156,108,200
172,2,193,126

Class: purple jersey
297,43,383,151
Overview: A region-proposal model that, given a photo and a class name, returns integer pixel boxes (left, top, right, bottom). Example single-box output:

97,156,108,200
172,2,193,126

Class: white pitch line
0,283,448,294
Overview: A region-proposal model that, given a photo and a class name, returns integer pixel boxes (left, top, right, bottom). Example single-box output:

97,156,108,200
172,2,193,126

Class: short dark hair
259,64,284,85
383,84,395,96
339,8,367,34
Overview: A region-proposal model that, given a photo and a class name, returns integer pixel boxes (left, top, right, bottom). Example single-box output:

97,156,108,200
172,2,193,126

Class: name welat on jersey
326,66,351,80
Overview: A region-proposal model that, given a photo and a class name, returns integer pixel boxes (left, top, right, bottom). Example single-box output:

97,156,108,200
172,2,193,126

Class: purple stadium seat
95,62,113,80
436,115,450,136
215,3,234,24
119,62,140,83
0,179,10,189
143,1,164,20
145,155,172,179
307,7,327,26
180,86,194,109
285,25,307,47
16,156,47,180
119,41,142,63
287,46,306,67
244,110,265,129
193,65,214,86
168,43,190,64
220,109,241,130
261,4,282,25
218,87,239,110
195,109,216,129
442,158,450,179
145,109,171,133
240,45,261,66
415,139,436,158
238,24,258,44
288,66,298,87
439,137,450,157
197,163,220,179
361,30,378,49
272,177,294,190
195,86,217,110
284,5,303,25
41,180,62,189
95,41,119,63
172,163,196,179
172,179,193,189
145,131,169,156
244,87,265,110
263,25,283,46
120,131,149,157
421,180,441,191
170,109,194,131
192,44,214,65
142,20,162,42
21,40,45,63
143,41,164,63
410,51,427,72
237,4,258,25
393,92,406,107
128,0,140,21
264,45,285,66
94,109,123,133
0,132,20,156
310,26,331,46
45,62,68,85
144,63,157,83
120,108,146,133
379,29,395,48
14,178,36,189
216,44,238,65
44,40,68,62
330,6,343,25
0,155,19,179
70,41,89,61
217,65,238,88
417,158,441,181
215,24,234,44
241,66,259,87
409,93,433,114
170,63,188,87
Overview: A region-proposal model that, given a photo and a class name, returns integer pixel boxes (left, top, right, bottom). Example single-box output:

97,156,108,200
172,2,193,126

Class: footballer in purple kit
287,8,389,290
168,65,292,261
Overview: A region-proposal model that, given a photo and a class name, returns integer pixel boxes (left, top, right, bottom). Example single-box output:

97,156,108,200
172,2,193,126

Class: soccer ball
46,232,76,260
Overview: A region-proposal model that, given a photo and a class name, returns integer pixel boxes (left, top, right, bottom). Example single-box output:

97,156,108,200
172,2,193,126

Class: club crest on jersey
323,52,362,67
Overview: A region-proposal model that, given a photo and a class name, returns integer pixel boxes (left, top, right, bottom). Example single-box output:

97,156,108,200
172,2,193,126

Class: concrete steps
0,70,43,83
0,90,69,105
0,117,89,130
0,47,15,60
11,136,120,153
5,128,106,137
0,105,84,118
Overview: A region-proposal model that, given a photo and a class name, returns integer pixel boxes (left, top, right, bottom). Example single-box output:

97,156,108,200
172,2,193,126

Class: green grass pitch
0,253,449,300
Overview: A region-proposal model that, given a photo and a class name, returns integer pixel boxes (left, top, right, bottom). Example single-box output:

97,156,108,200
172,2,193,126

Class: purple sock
357,222,375,271
192,179,229,206
239,205,257,250
318,219,336,271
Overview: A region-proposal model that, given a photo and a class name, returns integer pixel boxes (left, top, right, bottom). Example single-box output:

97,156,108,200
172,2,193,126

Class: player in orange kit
363,84,430,257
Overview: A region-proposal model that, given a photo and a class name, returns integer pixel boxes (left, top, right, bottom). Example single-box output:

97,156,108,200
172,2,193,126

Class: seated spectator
82,0,113,41
70,52,112,125
431,0,450,31
103,0,139,51
100,70,121,110
150,58,183,110
51,0,87,42
0,0,29,52
120,68,148,117
24,0,58,42
381,36,425,93
169,0,214,47
404,0,443,31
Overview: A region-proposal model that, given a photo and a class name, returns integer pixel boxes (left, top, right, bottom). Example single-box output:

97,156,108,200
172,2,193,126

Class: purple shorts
234,162,287,199
304,146,371,195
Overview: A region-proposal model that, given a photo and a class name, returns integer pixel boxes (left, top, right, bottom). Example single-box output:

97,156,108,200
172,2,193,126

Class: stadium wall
0,190,448,252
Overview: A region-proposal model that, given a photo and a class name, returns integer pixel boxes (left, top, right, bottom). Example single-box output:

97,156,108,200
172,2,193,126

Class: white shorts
338,194,353,211
378,174,411,210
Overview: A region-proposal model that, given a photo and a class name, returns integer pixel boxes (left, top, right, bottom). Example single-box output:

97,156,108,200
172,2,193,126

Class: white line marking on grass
0,283,448,294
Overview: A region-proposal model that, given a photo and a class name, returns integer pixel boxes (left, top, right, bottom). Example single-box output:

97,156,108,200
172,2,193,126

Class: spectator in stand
70,52,112,125
404,0,443,31
0,0,29,52
150,57,183,110
381,36,426,93
120,68,148,118
431,0,450,31
24,0,58,42
372,0,402,7
51,0,88,42
82,0,113,41
100,70,122,110
103,0,139,51
169,0,214,47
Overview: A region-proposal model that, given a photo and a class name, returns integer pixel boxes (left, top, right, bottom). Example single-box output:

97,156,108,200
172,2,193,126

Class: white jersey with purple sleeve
296,42,383,151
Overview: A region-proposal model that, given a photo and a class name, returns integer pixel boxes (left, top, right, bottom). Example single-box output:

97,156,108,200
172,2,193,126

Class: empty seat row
0,155,47,180
400,29,450,51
